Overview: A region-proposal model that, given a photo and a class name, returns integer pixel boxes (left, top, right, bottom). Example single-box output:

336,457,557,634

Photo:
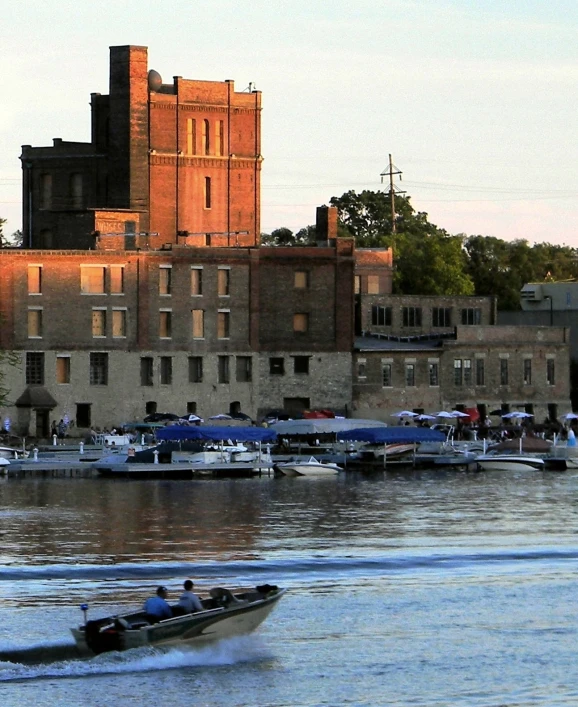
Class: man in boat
144,586,172,621
176,579,203,614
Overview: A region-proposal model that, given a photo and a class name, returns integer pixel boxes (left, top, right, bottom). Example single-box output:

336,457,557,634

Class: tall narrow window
476,358,485,386
27,308,43,338
429,362,439,386
159,266,172,295
80,266,105,294
56,355,71,384
191,267,203,296
215,120,224,156
204,177,212,209
382,363,392,387
217,310,230,339
405,363,415,387
188,356,203,383
293,356,309,375
547,358,555,386
202,119,210,154
110,266,124,294
40,174,52,209
90,353,108,386
192,309,204,338
92,309,106,337
218,355,230,384
500,358,509,385
112,309,127,338
523,359,532,385
217,268,230,296
28,265,42,294
140,357,154,386
432,307,451,327
187,118,196,155
26,352,44,385
236,356,252,382
454,359,463,386
293,313,309,333
294,271,309,289
402,307,422,327
463,359,472,386
159,311,172,338
70,173,83,209
160,357,173,385
367,275,380,294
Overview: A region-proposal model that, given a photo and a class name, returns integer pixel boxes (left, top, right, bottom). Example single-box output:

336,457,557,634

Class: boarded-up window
28,309,42,337
367,275,380,294
159,266,172,295
81,266,105,294
191,267,203,295
192,309,204,338
217,310,230,339
56,356,71,384
293,313,309,333
92,309,106,337
187,118,196,155
112,309,126,337
294,271,309,289
215,120,224,156
159,310,172,338
110,266,124,294
217,268,230,296
28,266,42,294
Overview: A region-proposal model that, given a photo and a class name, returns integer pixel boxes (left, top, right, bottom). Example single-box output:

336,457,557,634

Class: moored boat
475,454,545,472
71,584,285,656
274,456,342,476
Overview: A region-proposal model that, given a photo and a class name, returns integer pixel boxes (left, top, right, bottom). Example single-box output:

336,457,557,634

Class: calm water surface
1,469,578,706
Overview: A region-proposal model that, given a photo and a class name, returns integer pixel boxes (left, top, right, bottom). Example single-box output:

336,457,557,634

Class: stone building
20,45,261,251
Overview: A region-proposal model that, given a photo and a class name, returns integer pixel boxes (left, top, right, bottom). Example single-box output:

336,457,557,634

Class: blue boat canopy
338,427,446,444
156,425,277,443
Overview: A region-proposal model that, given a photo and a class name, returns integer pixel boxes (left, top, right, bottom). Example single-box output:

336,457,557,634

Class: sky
1,0,577,245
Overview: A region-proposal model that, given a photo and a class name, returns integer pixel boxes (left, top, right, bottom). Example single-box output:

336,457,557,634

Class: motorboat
274,456,342,476
475,453,545,472
71,584,286,656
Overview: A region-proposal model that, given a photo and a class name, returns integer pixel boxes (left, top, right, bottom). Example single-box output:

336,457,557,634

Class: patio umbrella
561,412,578,420
435,411,455,419
449,411,470,418
391,411,418,418
415,414,436,421
502,412,533,419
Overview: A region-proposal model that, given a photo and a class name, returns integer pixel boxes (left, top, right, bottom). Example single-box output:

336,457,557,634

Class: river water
1,468,578,706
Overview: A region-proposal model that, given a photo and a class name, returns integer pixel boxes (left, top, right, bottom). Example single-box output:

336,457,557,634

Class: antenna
380,154,406,234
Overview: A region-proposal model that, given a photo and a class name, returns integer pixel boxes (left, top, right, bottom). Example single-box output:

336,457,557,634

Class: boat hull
275,463,341,476
475,455,545,472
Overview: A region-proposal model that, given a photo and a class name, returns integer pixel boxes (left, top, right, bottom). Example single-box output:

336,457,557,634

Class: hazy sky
1,0,577,244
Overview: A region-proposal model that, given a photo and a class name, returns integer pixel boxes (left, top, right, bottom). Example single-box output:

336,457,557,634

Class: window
382,363,392,387
371,305,392,327
293,313,309,333
215,120,224,156
405,363,415,387
81,266,105,294
145,401,157,415
191,267,203,296
56,356,70,384
357,359,366,379
294,271,309,289
92,309,106,337
70,173,83,209
463,359,472,386
28,265,42,294
217,268,230,296
476,358,485,386
204,177,211,209
461,308,482,325
218,355,230,384
187,118,196,155
159,266,172,295
124,221,136,234
354,276,361,294
112,309,127,338
217,310,230,339
402,306,422,327
432,307,451,327
192,309,204,338
454,359,463,386
547,358,555,386
523,359,532,385
159,310,172,338
89,352,108,386
188,356,203,383
76,403,91,429
270,357,285,375
293,356,309,374
26,352,44,385
40,174,52,209
500,358,509,386
160,357,172,385
110,266,124,294
140,357,154,386
367,275,380,294
236,356,252,382
202,119,210,155
27,309,42,338
429,362,439,386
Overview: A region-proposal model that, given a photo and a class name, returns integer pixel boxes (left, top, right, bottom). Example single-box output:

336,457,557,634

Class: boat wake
0,635,270,681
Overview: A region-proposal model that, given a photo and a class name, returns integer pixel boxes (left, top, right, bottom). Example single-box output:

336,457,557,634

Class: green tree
261,226,317,246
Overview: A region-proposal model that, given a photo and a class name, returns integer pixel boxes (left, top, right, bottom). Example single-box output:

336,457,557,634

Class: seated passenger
176,579,203,614
144,585,172,621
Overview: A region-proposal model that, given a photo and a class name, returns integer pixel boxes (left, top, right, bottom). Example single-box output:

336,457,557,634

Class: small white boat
475,454,545,472
71,584,285,656
275,456,342,476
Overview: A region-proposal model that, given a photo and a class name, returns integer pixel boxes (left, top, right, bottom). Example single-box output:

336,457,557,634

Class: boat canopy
270,418,387,435
156,425,277,443
338,427,446,444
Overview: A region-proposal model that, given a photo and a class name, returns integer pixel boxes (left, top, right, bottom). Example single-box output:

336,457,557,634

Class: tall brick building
21,45,261,251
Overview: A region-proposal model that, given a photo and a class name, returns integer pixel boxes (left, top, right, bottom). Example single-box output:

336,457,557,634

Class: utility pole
380,154,405,234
